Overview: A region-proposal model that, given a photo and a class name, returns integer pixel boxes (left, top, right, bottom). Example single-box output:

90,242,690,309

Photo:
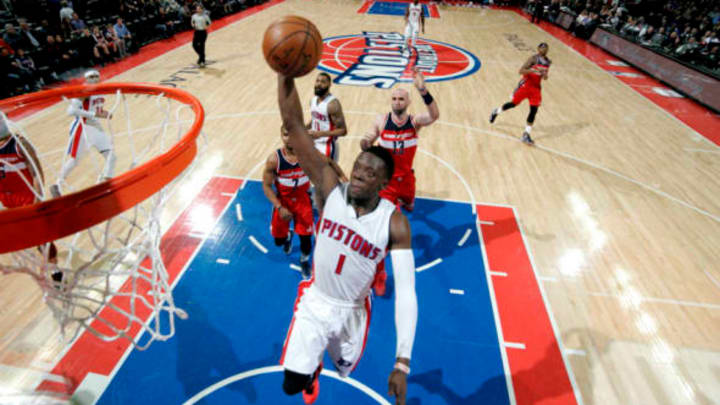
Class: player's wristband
394,362,410,375
421,91,434,105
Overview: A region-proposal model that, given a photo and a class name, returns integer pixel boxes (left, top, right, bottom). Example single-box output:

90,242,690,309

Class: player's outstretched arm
327,156,348,183
412,69,439,128
277,74,338,205
387,210,417,405
360,114,384,151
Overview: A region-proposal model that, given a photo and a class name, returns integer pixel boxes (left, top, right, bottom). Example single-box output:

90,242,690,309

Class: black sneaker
522,132,535,145
300,258,311,280
489,109,498,124
283,230,294,255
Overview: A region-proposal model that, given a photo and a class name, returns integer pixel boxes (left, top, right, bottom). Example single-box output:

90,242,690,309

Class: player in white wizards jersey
279,73,418,405
50,70,116,197
403,0,425,56
307,72,346,162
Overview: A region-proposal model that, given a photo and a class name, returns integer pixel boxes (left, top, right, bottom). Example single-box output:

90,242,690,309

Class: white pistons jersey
408,3,422,27
313,184,396,303
70,96,105,129
310,94,337,159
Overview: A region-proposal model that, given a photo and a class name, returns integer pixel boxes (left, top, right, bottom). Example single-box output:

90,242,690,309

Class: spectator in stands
663,31,682,51
0,47,25,97
675,36,700,61
648,26,667,47
105,23,126,58
17,20,42,50
3,24,23,51
70,12,87,33
13,49,44,90
37,20,56,41
156,4,179,38
114,18,134,53
91,25,114,63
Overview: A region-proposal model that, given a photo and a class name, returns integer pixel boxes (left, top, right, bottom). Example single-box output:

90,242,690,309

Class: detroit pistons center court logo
318,31,481,88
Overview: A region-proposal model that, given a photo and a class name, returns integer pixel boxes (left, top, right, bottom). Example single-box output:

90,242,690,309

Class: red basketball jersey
520,54,551,88
274,149,310,199
378,113,418,178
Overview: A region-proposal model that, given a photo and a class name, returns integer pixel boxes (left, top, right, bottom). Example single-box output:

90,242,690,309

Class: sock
525,125,532,134
300,253,310,263
493,107,501,115
101,150,116,179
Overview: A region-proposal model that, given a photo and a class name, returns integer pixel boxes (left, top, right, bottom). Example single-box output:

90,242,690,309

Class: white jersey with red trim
68,96,105,130
310,94,337,158
407,3,422,27
313,183,395,303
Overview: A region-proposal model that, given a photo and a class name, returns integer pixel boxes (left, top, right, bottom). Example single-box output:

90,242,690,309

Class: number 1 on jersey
335,254,346,275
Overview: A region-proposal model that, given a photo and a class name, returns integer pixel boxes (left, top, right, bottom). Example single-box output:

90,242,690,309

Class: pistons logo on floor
319,31,481,88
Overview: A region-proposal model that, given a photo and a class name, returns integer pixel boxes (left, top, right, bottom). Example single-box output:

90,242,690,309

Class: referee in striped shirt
191,5,211,67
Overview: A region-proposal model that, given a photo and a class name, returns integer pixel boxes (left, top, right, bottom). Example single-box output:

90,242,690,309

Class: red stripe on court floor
357,0,373,14
510,9,720,146
5,0,285,120
477,204,578,405
36,176,243,395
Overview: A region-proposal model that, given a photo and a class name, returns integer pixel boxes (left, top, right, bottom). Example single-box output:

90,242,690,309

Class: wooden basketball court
1,1,719,404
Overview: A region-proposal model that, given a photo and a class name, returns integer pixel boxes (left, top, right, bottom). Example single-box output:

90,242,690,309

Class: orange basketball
262,16,323,78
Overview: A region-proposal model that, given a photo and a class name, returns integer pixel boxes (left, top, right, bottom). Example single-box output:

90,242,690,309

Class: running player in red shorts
0,118,60,280
489,42,551,145
263,125,346,279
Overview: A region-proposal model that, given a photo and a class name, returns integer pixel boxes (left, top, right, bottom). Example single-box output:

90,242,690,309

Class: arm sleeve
391,248,418,360
66,98,95,119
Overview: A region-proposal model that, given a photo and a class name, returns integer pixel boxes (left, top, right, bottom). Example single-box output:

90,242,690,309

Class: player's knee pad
299,235,312,255
274,237,286,247
282,369,311,395
527,106,539,124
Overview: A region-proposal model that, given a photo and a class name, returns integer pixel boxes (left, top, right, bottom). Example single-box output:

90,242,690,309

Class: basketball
262,16,322,77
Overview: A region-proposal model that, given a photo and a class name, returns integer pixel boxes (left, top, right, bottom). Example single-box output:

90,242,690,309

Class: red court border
477,204,580,405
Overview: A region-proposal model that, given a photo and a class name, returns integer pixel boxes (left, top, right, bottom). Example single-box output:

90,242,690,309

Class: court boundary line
510,205,585,405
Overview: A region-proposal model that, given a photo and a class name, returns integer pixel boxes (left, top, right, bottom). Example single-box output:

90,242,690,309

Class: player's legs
523,95,541,145
402,24,412,56
326,297,371,378
86,126,116,180
378,176,401,205
410,24,419,48
271,206,293,254
490,88,525,124
281,285,329,401
293,197,315,278
53,122,89,197
397,171,416,212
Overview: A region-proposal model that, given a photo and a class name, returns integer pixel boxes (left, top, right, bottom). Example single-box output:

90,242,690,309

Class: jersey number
393,140,405,155
334,254,346,275
292,177,299,188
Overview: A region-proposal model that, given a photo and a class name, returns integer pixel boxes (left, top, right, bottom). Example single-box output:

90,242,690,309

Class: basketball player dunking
263,125,347,279
278,73,418,405
0,116,60,280
51,70,116,197
403,0,424,57
489,42,551,145
307,72,346,162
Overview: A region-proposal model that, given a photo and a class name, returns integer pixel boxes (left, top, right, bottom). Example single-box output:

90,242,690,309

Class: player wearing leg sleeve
277,72,418,405
489,42,551,145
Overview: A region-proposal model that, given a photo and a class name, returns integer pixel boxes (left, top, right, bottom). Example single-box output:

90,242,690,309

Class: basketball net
0,84,206,350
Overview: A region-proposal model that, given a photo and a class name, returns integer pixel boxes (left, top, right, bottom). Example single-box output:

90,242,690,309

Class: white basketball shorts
280,281,371,378
67,122,112,159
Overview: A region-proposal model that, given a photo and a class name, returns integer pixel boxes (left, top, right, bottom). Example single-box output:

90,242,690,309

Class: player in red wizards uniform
360,68,438,296
489,42,551,145
263,125,346,279
0,118,60,279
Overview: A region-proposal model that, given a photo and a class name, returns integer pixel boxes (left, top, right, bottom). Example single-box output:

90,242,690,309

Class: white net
0,85,205,349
